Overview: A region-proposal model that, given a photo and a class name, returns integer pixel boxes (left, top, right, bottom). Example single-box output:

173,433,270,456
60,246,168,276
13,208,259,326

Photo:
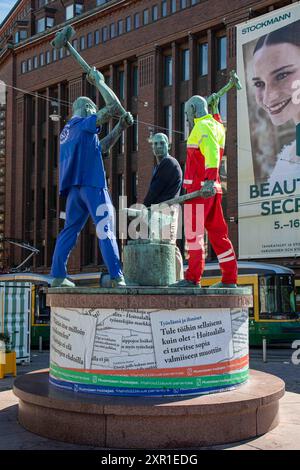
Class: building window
104,74,111,87
217,36,227,70
27,58,32,72
131,172,137,204
80,35,85,50
118,130,125,154
118,174,124,198
75,3,83,15
110,23,115,38
72,39,78,50
39,53,45,66
119,71,125,100
102,26,108,42
134,13,140,29
53,136,58,168
180,0,187,8
182,49,189,81
126,16,131,32
66,3,83,20
96,0,107,4
36,18,45,33
191,0,198,4
33,56,38,68
180,102,189,141
65,4,73,20
152,5,158,21
94,30,100,45
30,190,34,221
143,9,149,25
199,42,208,76
118,20,123,35
36,17,54,33
46,51,51,64
164,56,172,86
164,105,172,143
87,234,96,265
52,184,57,216
133,66,138,96
115,176,123,208
52,48,57,61
101,123,109,158
87,32,93,47
41,188,46,220
46,17,54,28
132,115,138,151
171,0,177,13
162,0,167,17
59,47,64,59
14,29,27,43
219,93,227,123
86,78,96,102
21,61,27,74
121,131,125,154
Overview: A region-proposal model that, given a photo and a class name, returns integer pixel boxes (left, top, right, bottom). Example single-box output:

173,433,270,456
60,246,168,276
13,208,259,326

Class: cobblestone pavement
0,348,299,450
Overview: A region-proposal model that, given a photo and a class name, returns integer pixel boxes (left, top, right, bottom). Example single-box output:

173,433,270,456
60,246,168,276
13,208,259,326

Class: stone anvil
121,189,204,287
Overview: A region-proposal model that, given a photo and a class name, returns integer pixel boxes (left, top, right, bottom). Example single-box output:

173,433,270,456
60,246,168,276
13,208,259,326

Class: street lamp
49,108,61,122
133,97,149,108
49,101,61,122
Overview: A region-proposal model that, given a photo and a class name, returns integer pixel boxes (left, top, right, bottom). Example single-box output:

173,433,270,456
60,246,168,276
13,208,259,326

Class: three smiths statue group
50,25,242,290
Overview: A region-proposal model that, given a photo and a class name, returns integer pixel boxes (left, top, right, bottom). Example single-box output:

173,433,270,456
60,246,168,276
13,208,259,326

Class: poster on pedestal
50,307,249,397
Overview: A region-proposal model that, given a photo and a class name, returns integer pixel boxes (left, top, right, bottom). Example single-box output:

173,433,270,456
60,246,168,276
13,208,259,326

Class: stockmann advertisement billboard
237,2,300,259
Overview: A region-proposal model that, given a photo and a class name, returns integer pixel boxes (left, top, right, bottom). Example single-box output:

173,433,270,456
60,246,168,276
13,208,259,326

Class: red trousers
184,194,237,284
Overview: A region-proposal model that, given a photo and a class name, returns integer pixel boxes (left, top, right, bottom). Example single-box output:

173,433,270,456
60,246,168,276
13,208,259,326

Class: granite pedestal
13,369,284,448
13,287,285,447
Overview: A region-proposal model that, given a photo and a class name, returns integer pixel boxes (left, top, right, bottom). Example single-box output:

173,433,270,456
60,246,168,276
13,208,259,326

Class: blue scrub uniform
50,114,123,280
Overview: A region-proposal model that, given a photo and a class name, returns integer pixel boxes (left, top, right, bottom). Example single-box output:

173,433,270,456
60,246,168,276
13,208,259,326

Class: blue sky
0,1,18,24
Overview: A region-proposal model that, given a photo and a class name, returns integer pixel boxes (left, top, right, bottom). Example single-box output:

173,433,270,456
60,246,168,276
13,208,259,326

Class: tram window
34,291,50,324
278,275,297,317
259,276,277,319
259,275,297,320
242,285,254,319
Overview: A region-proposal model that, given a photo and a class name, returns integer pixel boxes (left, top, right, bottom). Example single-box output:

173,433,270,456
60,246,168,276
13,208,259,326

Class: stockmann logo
242,12,292,34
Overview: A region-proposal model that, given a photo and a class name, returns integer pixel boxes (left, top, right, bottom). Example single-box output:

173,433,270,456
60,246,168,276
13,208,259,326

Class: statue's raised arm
51,25,126,121
87,66,126,118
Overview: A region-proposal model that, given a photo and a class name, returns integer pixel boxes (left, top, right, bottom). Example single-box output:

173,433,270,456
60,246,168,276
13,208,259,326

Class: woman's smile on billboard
252,43,300,126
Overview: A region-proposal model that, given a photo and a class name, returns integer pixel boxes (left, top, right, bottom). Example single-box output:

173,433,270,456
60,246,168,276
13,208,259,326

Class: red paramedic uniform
183,113,237,285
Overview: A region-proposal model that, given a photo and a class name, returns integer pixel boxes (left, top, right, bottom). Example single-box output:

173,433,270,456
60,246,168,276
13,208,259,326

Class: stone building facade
0,0,299,276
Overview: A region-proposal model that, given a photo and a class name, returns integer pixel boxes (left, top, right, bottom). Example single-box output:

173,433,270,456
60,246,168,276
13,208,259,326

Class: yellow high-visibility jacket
183,113,225,194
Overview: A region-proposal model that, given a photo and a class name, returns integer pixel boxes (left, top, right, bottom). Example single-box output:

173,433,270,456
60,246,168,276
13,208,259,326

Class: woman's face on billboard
253,42,300,125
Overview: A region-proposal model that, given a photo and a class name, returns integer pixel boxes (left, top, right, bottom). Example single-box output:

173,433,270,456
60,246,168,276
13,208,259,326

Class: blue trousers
50,186,123,280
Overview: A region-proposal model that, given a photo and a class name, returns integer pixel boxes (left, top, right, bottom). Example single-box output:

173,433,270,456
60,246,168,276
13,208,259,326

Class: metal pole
124,190,207,223
39,336,43,353
153,189,204,208
263,338,267,363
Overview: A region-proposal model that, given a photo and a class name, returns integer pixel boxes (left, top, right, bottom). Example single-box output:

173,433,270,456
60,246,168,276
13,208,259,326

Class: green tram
201,262,300,346
1,261,299,348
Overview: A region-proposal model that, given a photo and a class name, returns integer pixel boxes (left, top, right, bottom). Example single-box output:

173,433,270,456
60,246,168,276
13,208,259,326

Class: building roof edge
0,0,24,31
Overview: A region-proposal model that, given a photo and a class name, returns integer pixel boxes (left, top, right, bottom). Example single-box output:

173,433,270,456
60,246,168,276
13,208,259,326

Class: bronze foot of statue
209,282,237,289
